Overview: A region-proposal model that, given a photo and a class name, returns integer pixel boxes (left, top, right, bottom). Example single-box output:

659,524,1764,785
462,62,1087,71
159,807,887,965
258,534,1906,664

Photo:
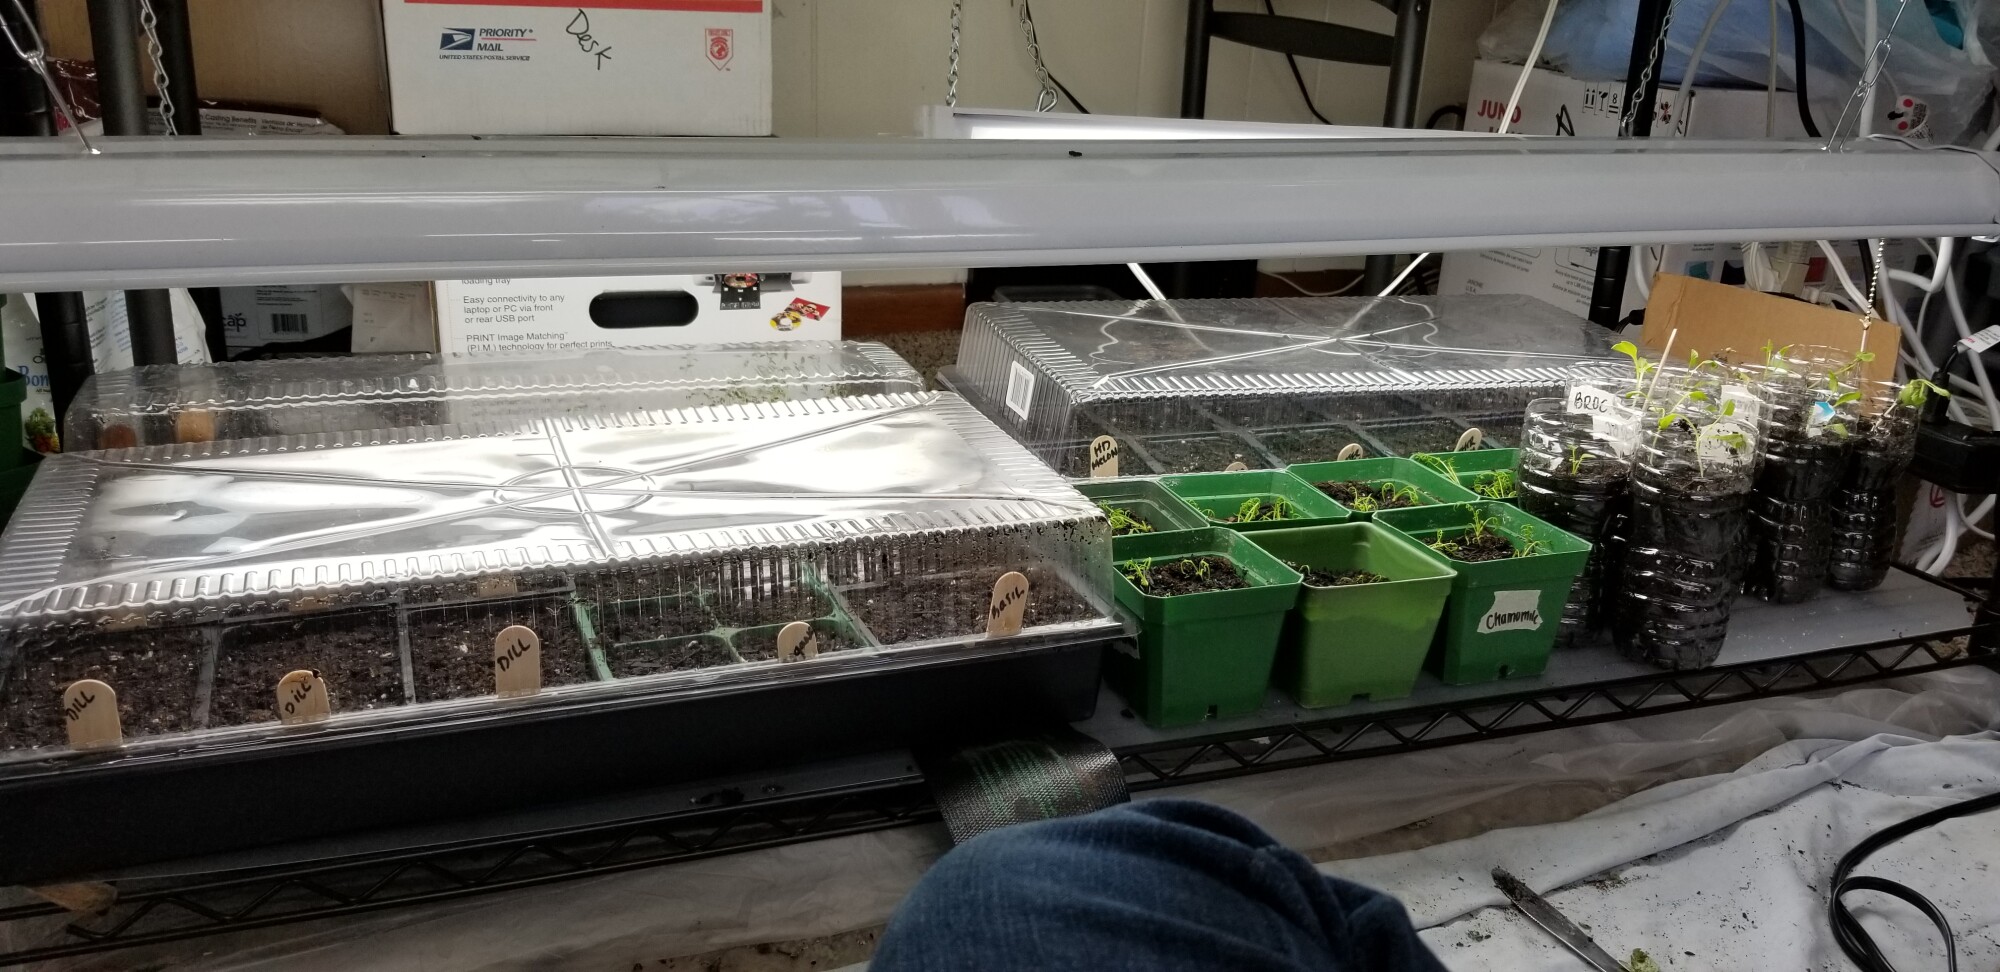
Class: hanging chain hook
946,0,963,108
1620,0,1681,134
1015,0,1058,112
0,0,98,154
137,0,176,135
1825,0,1914,150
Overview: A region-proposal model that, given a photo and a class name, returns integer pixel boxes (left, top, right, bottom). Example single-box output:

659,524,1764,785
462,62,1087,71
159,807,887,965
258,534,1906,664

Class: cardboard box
222,285,354,353
381,1,770,136
435,273,840,354
1440,60,1812,317
1641,274,1899,384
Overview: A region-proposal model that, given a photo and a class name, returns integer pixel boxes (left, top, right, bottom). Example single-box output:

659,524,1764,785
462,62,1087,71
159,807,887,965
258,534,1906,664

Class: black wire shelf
0,568,1985,967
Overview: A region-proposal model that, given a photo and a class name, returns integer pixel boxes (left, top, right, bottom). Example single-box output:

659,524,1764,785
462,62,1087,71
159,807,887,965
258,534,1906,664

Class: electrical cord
1786,0,1823,137
1425,104,1465,129
1048,70,1089,113
1500,0,1560,135
1262,0,1332,124
1673,0,1735,137
1828,789,2000,972
1268,270,1364,296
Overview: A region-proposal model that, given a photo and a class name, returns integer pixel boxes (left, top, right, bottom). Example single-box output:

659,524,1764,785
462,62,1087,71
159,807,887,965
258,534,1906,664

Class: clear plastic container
0,392,1119,762
1613,398,1761,669
63,342,923,450
1744,346,1861,604
1515,399,1630,649
1828,380,1920,591
948,295,1623,474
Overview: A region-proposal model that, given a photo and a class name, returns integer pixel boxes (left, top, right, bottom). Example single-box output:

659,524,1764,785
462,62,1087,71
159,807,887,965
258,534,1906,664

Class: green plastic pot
0,449,39,532
1158,470,1350,533
1285,456,1478,519
1247,523,1456,707
1108,527,1302,727
1374,501,1590,685
1076,477,1211,554
1409,448,1522,505
0,371,24,471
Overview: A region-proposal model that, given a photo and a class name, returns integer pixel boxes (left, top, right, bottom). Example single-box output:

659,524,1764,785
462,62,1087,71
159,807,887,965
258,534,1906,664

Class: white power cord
1674,0,1735,136
1268,270,1364,297
1500,0,1560,135
1378,254,1430,297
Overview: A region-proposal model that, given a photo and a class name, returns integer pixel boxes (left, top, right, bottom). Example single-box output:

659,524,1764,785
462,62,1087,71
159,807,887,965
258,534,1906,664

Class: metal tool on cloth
1492,867,1626,972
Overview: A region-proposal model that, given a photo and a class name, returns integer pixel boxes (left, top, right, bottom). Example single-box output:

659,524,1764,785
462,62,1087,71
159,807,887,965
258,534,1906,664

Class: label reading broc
1479,590,1545,633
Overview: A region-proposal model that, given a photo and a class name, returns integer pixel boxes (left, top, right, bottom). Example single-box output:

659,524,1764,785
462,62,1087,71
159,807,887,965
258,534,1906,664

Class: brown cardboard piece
1641,275,1899,383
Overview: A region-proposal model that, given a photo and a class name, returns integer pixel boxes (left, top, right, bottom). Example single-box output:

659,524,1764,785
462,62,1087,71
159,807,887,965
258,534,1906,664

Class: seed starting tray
0,392,1120,882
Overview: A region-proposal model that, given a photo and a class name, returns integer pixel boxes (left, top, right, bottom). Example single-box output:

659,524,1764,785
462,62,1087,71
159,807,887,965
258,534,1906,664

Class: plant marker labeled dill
275,669,331,726
1453,428,1483,452
1337,443,1364,461
492,624,542,699
776,621,819,662
1224,461,1248,472
986,571,1030,637
61,679,121,750
1088,435,1120,478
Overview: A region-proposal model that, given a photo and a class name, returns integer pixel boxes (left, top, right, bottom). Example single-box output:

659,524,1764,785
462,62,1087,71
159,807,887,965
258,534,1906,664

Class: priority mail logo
1479,590,1544,634
440,27,474,50
439,27,536,52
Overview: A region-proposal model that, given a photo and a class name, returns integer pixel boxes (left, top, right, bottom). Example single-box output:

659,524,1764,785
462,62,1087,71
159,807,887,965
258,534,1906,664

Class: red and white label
706,26,734,69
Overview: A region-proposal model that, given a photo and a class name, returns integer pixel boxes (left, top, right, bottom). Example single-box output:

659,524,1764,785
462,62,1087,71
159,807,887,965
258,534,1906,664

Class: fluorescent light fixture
0,136,1991,290
918,105,1487,140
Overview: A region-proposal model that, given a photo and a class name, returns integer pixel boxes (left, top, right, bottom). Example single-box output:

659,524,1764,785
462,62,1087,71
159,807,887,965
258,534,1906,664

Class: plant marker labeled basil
1224,460,1248,471
61,678,121,750
492,625,542,699
776,620,819,663
1337,443,1364,461
1454,428,1484,452
1089,435,1120,478
276,669,331,725
986,571,1030,637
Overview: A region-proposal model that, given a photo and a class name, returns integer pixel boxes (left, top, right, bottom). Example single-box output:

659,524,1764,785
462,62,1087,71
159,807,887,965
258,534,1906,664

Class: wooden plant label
1455,428,1484,452
1337,443,1364,461
174,409,216,444
1223,461,1248,472
276,669,331,725
1088,435,1120,478
29,881,117,914
493,625,542,698
986,571,1030,638
61,679,121,750
776,621,820,663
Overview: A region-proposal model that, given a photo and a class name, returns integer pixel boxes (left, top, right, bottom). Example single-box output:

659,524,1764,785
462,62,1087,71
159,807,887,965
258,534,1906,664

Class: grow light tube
0,136,1992,290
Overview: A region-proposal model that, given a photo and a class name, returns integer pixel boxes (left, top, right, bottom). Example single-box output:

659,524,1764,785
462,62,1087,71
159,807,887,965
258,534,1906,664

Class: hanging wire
0,0,97,153
137,0,176,135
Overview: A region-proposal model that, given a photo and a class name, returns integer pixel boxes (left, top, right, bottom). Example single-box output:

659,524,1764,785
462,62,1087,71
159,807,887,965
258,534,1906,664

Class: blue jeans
872,799,1446,972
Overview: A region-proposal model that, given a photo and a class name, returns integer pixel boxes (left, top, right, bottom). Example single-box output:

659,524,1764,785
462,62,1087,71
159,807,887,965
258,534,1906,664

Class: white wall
772,0,1500,284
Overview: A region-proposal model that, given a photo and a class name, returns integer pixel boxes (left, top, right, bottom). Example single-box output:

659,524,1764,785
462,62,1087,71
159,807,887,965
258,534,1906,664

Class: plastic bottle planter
1077,477,1211,553
1514,401,1632,649
1614,423,1757,670
1374,502,1590,685
1246,523,1456,707
1284,457,1477,521
1829,383,1919,591
0,371,25,472
1408,448,1522,505
1158,470,1351,533
1745,360,1856,604
1107,528,1302,727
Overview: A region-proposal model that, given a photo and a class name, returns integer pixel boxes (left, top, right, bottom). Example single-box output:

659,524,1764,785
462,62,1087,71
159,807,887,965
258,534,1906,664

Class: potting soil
408,598,594,702
1312,480,1422,510
1745,431,1847,604
1142,434,1265,474
0,629,208,749
1828,412,1918,591
845,568,1098,644
1117,555,1248,596
1615,465,1752,670
605,636,735,678
1431,531,1515,563
209,611,407,725
1296,567,1388,588
732,624,862,661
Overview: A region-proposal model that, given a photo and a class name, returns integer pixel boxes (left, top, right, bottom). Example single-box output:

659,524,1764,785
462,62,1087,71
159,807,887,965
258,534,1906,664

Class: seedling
1566,444,1585,475
1611,340,1656,382
1347,493,1380,513
1896,377,1950,409
1472,469,1517,500
1102,505,1155,536
1510,524,1550,558
1119,557,1154,590
1379,481,1423,507
1412,452,1458,479
1207,497,1294,523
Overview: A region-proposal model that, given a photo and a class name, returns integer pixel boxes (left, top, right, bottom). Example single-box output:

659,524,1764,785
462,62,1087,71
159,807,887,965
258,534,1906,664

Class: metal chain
137,0,176,135
0,0,96,152
1015,0,1057,112
1826,0,1914,149
946,0,963,108
1620,0,1681,133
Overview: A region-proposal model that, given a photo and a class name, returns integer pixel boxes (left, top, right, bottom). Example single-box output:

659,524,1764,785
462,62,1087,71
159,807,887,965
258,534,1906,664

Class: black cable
1425,104,1466,130
1263,0,1333,124
1827,788,2000,971
1048,71,1090,114
1785,0,1823,138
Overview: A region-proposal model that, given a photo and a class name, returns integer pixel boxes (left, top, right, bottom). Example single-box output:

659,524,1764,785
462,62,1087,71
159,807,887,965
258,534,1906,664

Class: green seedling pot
1408,448,1523,505
1159,470,1350,533
1077,477,1212,554
0,449,38,531
0,371,24,471
1108,527,1301,728
1286,456,1478,519
1375,502,1590,685
1247,523,1457,707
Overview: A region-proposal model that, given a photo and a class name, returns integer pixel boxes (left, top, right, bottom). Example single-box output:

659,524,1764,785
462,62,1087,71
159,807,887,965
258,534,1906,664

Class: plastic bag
1480,0,1994,143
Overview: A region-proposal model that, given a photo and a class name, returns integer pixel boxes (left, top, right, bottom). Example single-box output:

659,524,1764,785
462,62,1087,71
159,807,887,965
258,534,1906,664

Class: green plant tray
1374,501,1590,686
1158,469,1351,533
1077,477,1211,553
1108,527,1301,728
1246,523,1456,708
1285,456,1478,519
